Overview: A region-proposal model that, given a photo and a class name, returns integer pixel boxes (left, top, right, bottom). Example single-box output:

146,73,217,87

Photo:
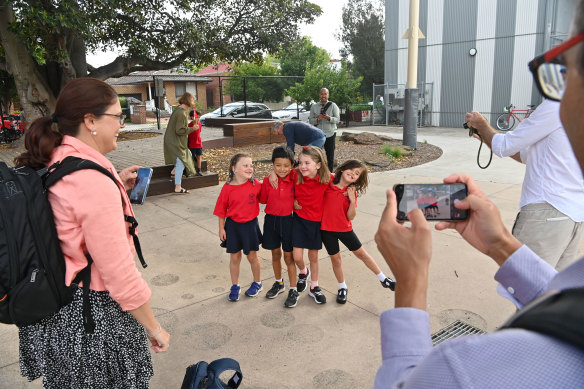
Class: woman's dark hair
333,159,369,196
271,146,294,164
14,78,118,169
227,153,252,183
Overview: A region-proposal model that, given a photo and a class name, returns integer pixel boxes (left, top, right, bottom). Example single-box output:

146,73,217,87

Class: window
175,82,186,99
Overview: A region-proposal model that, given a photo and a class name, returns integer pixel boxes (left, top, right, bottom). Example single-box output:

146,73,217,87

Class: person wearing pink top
14,78,169,388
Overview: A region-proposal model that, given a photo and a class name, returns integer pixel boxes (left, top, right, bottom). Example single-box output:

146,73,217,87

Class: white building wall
471,0,497,122
425,0,444,126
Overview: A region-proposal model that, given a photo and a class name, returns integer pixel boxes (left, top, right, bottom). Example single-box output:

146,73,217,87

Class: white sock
276,278,283,284
339,281,347,290
290,286,297,291
377,272,386,282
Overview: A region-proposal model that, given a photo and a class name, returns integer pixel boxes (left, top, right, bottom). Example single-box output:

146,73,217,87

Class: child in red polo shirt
259,146,299,307
213,153,263,301
292,146,332,306
321,160,396,305
187,109,203,176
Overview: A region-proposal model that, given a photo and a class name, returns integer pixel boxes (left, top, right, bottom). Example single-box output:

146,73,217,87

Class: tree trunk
0,4,56,132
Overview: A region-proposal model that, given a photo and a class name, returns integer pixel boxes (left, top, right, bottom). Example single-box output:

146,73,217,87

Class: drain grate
431,319,486,346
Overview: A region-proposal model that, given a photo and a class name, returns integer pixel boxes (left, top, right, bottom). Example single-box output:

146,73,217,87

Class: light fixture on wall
469,48,477,56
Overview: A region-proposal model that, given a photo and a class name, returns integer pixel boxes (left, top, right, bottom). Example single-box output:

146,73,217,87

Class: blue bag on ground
180,358,242,389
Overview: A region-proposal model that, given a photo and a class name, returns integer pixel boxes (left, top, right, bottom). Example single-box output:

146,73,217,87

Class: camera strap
475,134,493,169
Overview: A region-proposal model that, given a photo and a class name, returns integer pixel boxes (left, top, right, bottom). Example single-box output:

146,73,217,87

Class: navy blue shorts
321,229,362,255
291,213,322,250
262,213,293,252
224,217,262,255
190,148,203,156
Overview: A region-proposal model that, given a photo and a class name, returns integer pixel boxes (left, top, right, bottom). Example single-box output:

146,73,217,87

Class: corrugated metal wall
385,0,549,128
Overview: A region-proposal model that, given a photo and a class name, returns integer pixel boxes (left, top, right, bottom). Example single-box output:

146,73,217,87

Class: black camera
463,122,479,137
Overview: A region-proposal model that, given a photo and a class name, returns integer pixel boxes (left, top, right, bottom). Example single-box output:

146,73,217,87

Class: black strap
72,253,95,333
500,287,584,351
44,157,147,268
320,101,333,115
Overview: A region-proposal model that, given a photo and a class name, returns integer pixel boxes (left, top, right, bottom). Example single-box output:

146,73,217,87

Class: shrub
380,144,404,159
119,96,127,108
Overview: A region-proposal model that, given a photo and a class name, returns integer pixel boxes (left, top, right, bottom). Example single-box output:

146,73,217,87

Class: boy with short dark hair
259,146,299,307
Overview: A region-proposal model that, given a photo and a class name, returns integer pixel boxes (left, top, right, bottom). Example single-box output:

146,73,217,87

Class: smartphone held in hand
130,168,153,205
393,183,468,221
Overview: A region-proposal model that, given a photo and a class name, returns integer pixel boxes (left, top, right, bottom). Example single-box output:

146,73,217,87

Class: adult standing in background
164,92,197,194
466,99,584,270
310,88,340,169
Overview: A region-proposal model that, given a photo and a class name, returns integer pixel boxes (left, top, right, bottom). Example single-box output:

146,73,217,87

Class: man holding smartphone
373,4,584,386
465,99,584,270
309,88,340,170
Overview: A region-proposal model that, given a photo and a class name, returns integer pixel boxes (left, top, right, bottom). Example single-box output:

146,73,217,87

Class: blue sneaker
245,281,263,297
229,285,240,301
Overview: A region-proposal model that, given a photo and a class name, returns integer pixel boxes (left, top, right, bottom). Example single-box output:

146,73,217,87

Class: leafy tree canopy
225,61,284,102
278,36,330,77
287,64,362,109
337,0,384,99
0,0,321,125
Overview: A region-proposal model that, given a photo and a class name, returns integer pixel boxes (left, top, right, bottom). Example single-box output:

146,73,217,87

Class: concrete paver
1,125,580,388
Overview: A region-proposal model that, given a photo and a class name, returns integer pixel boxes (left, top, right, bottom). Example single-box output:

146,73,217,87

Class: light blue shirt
375,245,584,388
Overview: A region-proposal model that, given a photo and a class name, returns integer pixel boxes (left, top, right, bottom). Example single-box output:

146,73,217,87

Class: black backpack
0,156,146,331
181,358,242,389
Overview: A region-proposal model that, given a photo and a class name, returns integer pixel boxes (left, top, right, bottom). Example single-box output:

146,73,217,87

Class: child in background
259,146,299,307
188,109,204,176
213,153,263,301
292,146,332,306
320,160,396,304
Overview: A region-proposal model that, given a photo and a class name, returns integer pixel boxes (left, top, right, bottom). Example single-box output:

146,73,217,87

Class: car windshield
211,105,240,115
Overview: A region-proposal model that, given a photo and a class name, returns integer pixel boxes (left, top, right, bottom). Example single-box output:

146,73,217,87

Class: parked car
271,103,309,122
200,102,272,126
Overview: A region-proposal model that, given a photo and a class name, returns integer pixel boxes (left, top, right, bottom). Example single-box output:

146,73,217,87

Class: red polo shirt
188,120,202,149
213,179,261,223
294,173,333,222
321,184,357,232
259,170,296,216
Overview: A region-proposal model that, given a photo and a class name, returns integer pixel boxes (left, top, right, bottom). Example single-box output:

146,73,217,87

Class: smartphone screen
393,183,468,221
130,168,153,205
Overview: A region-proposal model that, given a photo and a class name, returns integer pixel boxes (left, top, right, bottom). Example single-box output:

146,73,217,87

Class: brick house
196,63,233,109
106,69,212,112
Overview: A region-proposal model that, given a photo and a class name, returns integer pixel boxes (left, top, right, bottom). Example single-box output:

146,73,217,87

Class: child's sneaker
284,289,299,308
245,281,263,297
308,286,327,304
229,285,240,301
336,288,348,304
381,277,396,291
265,281,285,299
296,269,310,292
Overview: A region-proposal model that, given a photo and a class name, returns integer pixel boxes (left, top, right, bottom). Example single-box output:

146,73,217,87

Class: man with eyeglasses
373,2,584,387
464,94,584,271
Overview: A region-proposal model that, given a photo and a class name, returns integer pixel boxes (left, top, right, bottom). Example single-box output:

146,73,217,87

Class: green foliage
225,61,283,102
349,103,372,111
287,63,362,108
380,144,403,160
118,96,127,108
338,0,385,99
278,36,330,77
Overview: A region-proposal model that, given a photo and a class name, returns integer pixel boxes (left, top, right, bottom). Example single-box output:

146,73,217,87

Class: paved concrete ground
1,125,579,388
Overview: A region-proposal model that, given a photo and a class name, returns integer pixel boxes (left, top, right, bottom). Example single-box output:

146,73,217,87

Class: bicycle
496,104,535,131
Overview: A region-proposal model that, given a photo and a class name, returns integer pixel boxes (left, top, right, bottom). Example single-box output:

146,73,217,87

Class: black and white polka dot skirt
18,288,153,388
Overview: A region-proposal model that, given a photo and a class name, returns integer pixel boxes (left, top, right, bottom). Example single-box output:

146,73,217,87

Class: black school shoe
297,269,310,292
308,286,327,304
336,288,348,304
284,289,299,308
266,281,285,299
381,277,396,291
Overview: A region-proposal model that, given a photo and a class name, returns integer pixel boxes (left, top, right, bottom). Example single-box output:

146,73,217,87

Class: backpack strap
44,156,147,268
320,101,333,115
499,287,584,351
207,358,243,388
71,253,95,333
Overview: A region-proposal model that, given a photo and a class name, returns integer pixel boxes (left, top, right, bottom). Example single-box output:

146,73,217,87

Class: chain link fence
372,82,434,127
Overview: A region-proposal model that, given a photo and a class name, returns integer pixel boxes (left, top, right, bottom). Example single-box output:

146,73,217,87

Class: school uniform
321,184,362,255
260,170,296,252
213,179,262,254
292,173,332,250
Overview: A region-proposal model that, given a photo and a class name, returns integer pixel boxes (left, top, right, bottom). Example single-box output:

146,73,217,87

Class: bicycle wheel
496,114,515,131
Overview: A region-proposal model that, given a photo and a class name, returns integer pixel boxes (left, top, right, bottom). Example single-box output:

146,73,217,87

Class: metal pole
402,0,424,150
153,76,161,130
243,78,247,117
219,76,224,116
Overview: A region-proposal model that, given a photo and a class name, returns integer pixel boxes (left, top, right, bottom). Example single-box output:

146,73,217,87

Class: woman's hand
118,165,142,191
147,325,171,353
